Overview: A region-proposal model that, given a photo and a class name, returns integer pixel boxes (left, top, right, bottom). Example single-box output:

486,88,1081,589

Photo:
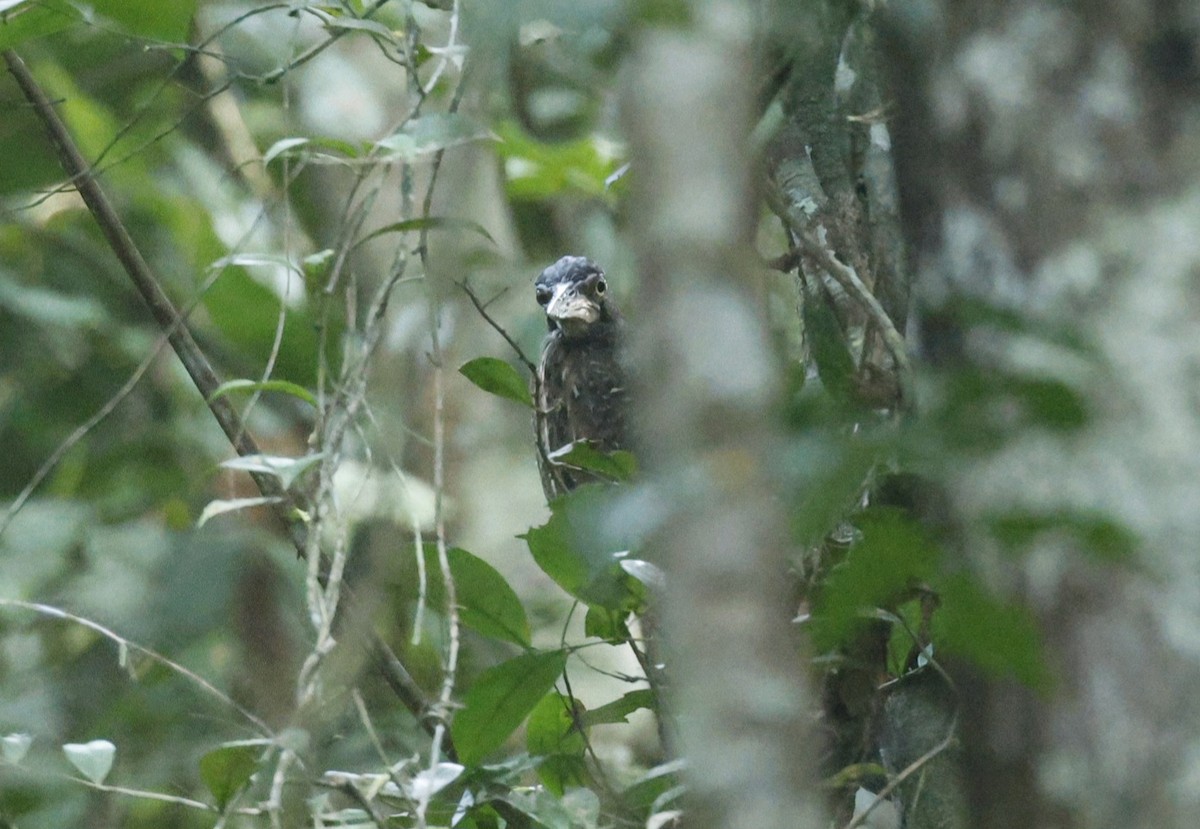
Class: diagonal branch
3,47,441,739
3,48,297,540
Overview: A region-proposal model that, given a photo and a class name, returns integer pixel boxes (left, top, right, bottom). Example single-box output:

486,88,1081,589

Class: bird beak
546,282,600,324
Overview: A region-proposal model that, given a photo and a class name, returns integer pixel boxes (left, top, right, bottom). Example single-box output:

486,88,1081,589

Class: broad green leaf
521,486,645,612
424,546,532,647
548,441,637,482
355,217,497,249
199,744,259,811
812,508,941,650
63,740,115,784
526,693,587,795
208,378,318,408
526,692,585,756
583,604,630,642
459,357,532,407
451,651,566,766
933,575,1048,689
0,0,77,51
580,689,656,726
375,113,494,160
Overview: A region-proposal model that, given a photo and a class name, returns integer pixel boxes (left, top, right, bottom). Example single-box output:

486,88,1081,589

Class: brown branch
798,226,915,408
3,49,297,538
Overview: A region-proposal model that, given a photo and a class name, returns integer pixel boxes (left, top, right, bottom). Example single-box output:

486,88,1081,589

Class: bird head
535,256,616,338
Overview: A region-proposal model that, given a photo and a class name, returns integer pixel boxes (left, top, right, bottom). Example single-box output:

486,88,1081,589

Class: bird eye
595,279,606,295
536,286,551,305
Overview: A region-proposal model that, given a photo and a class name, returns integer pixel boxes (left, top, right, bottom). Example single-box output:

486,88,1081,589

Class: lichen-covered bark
882,1,1200,826
621,3,826,828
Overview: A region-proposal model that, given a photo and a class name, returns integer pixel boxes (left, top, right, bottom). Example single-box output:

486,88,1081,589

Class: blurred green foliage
0,1,1141,828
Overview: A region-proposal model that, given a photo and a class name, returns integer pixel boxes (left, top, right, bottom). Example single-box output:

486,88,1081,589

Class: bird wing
535,333,627,499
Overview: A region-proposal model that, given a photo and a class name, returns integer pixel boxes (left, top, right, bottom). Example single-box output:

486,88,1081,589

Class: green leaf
495,120,622,200
459,357,532,407
933,575,1048,689
812,509,941,650
451,650,566,766
424,546,532,647
520,486,645,612
548,441,637,482
208,379,318,408
0,0,78,51
526,692,588,794
581,689,656,726
375,113,494,160
199,744,260,811
526,692,585,756
583,604,630,642
802,290,856,402
355,217,497,249
987,508,1137,563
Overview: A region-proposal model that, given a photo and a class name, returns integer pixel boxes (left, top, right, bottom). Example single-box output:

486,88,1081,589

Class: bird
533,255,627,500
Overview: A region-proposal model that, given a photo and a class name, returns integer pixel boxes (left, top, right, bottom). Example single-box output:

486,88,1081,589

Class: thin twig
0,599,271,735
798,226,914,406
842,719,957,829
458,280,537,373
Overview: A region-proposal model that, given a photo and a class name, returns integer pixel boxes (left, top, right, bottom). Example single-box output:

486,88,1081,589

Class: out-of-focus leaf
199,744,259,811
262,136,362,166
207,378,317,408
812,508,940,650
63,740,115,784
451,650,566,766
355,217,497,249
521,486,645,612
424,546,532,647
202,265,326,385
623,758,687,815
580,689,655,726
91,0,196,41
219,453,323,491
0,0,77,51
987,508,1138,563
802,291,855,402
933,575,1048,690
197,496,282,528
375,113,494,160
583,604,630,641
459,357,532,407
496,121,621,200
2,733,32,764
548,441,636,482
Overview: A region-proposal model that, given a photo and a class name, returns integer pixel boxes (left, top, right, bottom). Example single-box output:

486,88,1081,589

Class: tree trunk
621,3,827,828
883,1,1200,826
